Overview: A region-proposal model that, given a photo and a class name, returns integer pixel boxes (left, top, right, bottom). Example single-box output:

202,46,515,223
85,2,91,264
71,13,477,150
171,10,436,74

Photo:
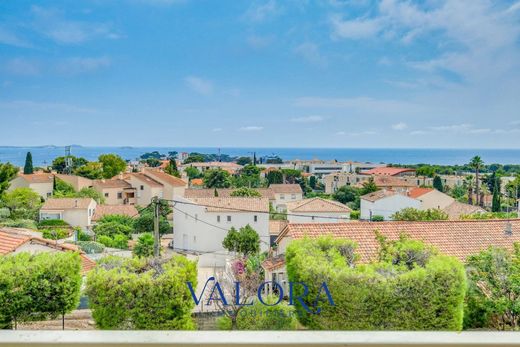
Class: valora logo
186,277,335,313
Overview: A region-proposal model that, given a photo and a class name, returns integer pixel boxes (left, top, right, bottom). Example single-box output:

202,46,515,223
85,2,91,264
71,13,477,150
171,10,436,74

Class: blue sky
1,0,520,148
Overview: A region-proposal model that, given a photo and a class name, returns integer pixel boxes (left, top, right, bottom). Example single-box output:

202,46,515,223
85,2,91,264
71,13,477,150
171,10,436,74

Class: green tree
449,184,467,202
469,156,484,206
360,177,378,195
280,169,301,184
465,246,520,330
133,212,171,235
133,233,155,257
492,176,501,212
53,177,76,196
0,162,18,196
235,164,261,188
51,156,88,174
76,187,106,204
309,176,317,190
0,252,81,329
203,168,231,188
98,154,127,179
230,187,261,197
94,221,133,238
74,162,103,179
23,152,34,175
332,185,361,205
1,187,42,220
144,158,161,167
433,175,444,192
266,170,283,184
222,225,260,256
391,207,449,221
164,158,180,177
183,153,205,164
236,157,252,166
185,166,201,180
85,255,197,330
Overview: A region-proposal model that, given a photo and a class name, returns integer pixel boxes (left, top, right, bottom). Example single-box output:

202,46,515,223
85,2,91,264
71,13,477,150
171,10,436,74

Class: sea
1,146,520,167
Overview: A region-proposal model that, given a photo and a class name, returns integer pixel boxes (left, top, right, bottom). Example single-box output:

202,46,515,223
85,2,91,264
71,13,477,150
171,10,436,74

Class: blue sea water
0,146,519,167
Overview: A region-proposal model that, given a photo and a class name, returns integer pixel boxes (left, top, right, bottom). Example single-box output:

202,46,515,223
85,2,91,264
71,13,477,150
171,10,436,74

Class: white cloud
330,15,382,39
246,35,272,49
211,128,223,132
243,0,280,23
239,126,264,131
335,130,377,136
391,122,407,130
294,42,327,67
0,27,31,48
291,115,324,123
31,6,120,44
4,58,40,76
294,96,420,114
185,76,214,95
57,57,111,75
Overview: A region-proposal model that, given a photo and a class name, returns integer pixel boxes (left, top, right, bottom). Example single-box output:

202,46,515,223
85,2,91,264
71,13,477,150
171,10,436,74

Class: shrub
0,208,10,221
133,212,171,235
285,236,466,330
371,215,385,222
350,210,360,220
2,187,42,220
42,228,70,240
85,256,197,329
94,221,133,238
38,219,70,228
222,225,260,256
98,214,134,227
0,252,81,329
391,207,449,221
97,235,114,248
133,233,155,258
0,219,38,229
77,228,92,241
216,295,298,330
112,234,129,250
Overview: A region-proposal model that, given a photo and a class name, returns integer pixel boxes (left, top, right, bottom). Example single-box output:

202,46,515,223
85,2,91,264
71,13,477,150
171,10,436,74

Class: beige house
39,198,97,230
124,173,163,206
142,169,187,200
93,179,136,205
269,184,303,211
181,162,243,174
54,174,93,191
323,173,419,194
408,188,455,210
8,173,54,199
286,197,351,223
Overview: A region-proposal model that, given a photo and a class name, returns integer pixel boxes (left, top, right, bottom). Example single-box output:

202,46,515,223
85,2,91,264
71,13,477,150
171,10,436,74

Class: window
311,216,315,221
254,215,258,222
217,215,221,222
291,194,296,199
227,215,231,222
117,192,123,199
140,185,144,190
280,194,285,200
46,192,52,198
104,193,109,197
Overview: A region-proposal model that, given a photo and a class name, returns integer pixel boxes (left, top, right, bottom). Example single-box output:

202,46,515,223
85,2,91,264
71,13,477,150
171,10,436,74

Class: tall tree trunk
475,169,480,206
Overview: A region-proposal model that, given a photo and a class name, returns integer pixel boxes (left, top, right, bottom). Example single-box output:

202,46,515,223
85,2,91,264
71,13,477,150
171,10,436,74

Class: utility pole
153,196,160,257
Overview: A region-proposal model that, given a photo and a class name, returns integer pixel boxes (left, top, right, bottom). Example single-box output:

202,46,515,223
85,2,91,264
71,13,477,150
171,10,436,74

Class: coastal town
1,149,520,330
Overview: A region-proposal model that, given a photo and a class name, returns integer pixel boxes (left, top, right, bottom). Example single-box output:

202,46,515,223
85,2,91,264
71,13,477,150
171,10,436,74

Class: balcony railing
1,331,520,346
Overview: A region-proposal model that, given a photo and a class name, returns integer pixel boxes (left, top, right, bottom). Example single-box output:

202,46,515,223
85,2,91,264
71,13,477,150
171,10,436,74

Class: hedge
37,219,70,228
285,236,466,330
42,228,70,240
0,252,81,329
85,256,197,329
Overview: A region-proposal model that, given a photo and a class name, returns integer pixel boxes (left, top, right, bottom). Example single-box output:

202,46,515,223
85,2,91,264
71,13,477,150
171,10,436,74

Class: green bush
391,208,449,221
38,219,70,228
97,235,114,248
350,210,360,220
371,215,385,221
0,208,10,221
133,233,155,258
0,252,81,329
285,236,466,330
85,256,197,329
133,212,171,235
216,295,298,330
1,187,42,220
0,218,38,229
98,214,134,227
94,221,133,238
112,234,129,250
42,228,70,240
77,228,92,241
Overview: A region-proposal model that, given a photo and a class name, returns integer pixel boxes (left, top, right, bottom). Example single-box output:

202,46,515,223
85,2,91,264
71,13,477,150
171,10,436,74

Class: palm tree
469,156,484,206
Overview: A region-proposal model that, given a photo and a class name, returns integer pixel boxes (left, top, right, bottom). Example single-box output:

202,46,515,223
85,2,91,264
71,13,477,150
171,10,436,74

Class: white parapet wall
2,331,520,347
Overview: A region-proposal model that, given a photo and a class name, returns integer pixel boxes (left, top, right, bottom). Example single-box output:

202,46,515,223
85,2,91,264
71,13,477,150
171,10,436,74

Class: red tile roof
41,198,95,210
269,184,303,194
0,232,31,254
408,187,434,198
362,167,416,176
277,220,520,263
184,188,275,199
286,197,351,213
144,169,187,187
18,173,54,184
93,179,132,189
373,175,416,188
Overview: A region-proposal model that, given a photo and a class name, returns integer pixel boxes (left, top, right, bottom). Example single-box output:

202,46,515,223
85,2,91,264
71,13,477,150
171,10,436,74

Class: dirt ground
17,310,96,330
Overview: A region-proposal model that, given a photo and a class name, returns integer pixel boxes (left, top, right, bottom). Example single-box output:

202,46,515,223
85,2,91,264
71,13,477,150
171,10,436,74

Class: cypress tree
433,175,443,192
23,152,34,174
491,177,501,212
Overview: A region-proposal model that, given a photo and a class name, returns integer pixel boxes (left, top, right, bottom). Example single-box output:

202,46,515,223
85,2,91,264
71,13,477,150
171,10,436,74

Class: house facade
39,198,97,230
8,173,54,200
93,179,136,205
286,197,351,223
360,190,421,220
269,184,303,211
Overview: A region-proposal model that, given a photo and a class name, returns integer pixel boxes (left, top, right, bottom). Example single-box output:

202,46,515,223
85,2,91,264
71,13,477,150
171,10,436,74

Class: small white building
269,184,303,211
286,197,351,223
9,173,54,200
172,197,270,266
39,198,97,230
360,190,420,221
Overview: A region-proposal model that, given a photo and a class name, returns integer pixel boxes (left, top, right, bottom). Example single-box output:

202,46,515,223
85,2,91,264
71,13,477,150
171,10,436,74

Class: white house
173,196,269,266
39,198,97,230
286,197,351,223
9,173,54,200
408,187,455,210
269,184,303,211
360,190,420,220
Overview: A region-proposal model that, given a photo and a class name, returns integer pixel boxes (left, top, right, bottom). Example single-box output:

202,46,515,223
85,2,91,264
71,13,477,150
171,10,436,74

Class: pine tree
433,175,443,192
23,152,34,174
